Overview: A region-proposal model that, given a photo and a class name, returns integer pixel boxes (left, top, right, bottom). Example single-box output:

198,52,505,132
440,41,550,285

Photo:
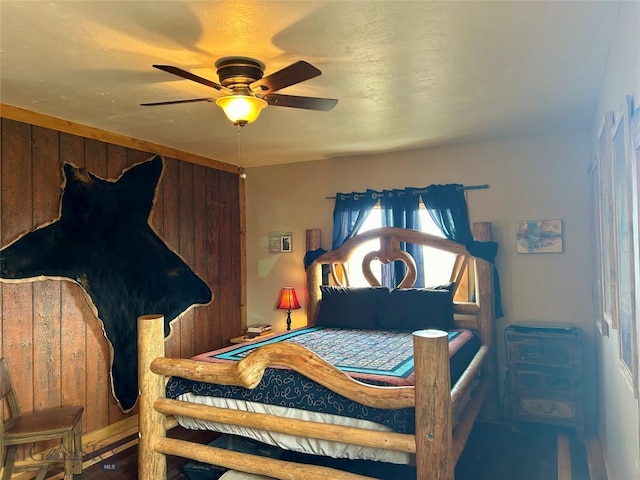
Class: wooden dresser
505,323,587,436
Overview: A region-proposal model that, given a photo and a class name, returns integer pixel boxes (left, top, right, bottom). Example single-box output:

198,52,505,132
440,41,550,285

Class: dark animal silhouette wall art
0,155,213,411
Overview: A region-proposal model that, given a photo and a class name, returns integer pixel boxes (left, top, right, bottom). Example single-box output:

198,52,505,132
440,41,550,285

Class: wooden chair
1,358,83,480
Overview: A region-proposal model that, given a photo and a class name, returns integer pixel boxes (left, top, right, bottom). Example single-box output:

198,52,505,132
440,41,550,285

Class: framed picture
280,235,292,253
516,220,563,254
597,111,618,329
611,96,637,396
268,231,293,253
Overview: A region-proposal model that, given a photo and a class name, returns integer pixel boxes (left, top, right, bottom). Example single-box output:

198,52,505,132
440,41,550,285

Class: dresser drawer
515,369,576,394
518,397,575,420
508,339,576,367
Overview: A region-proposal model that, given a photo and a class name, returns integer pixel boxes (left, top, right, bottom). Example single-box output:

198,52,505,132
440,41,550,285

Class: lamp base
286,310,292,330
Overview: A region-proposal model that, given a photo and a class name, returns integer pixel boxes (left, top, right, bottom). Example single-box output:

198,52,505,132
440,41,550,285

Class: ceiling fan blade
140,97,214,106
264,93,338,111
152,65,232,93
251,61,321,94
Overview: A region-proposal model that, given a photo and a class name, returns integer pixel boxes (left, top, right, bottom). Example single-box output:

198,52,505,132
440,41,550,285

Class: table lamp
277,287,301,330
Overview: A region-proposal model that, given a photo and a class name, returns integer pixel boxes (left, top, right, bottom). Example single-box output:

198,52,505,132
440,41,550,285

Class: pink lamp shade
277,287,301,330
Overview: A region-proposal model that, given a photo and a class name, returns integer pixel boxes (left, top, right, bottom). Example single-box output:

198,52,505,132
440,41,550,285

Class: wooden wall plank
161,159,181,359
231,172,242,335
206,168,223,349
217,171,237,347
1,119,35,414
193,163,211,355
82,138,110,429
152,157,165,238
105,143,131,424
59,132,88,429
178,161,196,358
107,143,129,177
31,126,62,415
128,149,153,166
238,174,247,333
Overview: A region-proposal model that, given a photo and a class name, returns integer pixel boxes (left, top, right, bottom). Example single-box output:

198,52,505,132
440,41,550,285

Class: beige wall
245,133,595,357
590,1,640,478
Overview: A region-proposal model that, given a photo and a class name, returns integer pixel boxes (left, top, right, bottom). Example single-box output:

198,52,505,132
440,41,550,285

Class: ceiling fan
141,57,338,126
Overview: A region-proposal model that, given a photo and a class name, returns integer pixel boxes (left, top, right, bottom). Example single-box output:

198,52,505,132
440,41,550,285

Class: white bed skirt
219,471,275,480
174,392,413,465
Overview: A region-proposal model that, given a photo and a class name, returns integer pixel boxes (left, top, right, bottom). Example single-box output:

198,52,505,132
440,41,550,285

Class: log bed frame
137,222,496,480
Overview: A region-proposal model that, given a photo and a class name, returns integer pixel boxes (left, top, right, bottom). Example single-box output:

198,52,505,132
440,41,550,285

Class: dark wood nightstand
505,323,588,436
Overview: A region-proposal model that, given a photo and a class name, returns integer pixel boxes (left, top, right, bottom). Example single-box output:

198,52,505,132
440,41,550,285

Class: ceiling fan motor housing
215,57,265,92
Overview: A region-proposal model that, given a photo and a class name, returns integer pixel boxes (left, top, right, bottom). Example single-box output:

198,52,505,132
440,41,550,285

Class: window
345,206,457,288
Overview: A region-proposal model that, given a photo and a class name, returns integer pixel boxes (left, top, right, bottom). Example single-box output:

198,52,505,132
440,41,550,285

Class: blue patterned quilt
166,327,480,434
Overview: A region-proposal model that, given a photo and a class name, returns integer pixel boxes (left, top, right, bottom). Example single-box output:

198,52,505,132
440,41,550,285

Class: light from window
345,208,457,287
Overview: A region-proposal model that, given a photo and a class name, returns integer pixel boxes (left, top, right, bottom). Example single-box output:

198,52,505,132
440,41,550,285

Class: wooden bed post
138,314,167,479
471,222,494,348
306,229,322,325
472,221,498,420
413,329,452,480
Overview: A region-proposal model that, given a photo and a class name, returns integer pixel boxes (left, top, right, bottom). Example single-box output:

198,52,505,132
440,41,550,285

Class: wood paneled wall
0,116,243,438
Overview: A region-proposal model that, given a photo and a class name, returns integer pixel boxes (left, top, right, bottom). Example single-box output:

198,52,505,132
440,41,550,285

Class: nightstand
229,333,274,344
505,323,587,436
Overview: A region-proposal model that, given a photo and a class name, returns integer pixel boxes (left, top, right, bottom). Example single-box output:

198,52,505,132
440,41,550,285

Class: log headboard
305,222,495,348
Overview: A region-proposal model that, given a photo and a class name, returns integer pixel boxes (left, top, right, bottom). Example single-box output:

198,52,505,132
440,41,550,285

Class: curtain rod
324,184,489,200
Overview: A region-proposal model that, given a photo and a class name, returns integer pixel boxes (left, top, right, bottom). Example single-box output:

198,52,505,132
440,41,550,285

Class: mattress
175,394,413,464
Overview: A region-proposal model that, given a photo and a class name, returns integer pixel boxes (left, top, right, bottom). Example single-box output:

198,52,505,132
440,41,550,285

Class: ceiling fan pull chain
237,124,243,165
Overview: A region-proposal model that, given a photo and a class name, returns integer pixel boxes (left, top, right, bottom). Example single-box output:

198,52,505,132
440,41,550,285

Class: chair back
0,358,22,417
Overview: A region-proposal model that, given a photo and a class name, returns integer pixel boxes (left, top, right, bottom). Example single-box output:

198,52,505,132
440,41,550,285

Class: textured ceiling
0,1,620,168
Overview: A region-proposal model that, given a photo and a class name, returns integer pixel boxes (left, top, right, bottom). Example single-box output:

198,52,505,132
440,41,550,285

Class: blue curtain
380,188,425,287
331,189,379,249
304,189,378,272
422,184,473,242
421,184,504,317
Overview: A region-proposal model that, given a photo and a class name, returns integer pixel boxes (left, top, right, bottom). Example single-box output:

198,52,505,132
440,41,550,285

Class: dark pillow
315,286,389,329
378,284,455,331
430,282,455,294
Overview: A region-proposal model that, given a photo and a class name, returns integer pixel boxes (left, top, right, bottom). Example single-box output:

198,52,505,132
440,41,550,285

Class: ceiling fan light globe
215,95,267,125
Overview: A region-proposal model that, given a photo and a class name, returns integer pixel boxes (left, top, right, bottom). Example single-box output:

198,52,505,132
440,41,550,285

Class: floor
455,421,593,480
41,420,600,479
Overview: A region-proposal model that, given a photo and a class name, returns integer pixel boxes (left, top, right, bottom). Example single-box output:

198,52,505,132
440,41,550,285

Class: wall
590,1,640,478
0,115,243,442
245,134,595,376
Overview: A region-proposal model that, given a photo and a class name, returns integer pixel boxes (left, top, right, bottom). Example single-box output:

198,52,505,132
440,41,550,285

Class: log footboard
138,315,488,480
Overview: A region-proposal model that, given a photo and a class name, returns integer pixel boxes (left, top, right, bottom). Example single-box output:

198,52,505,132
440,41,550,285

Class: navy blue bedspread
166,327,481,434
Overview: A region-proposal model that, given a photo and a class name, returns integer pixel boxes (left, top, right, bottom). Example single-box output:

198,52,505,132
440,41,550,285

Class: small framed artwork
268,231,293,253
281,235,292,253
516,219,563,254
